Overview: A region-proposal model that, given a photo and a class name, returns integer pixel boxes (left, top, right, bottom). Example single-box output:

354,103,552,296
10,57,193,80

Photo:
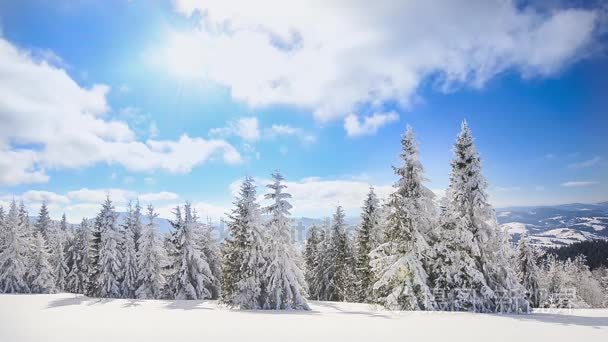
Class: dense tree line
1,121,606,311
547,240,608,270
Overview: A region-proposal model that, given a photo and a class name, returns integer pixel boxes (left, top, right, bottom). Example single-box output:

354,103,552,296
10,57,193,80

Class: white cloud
212,118,317,145
568,156,601,169
20,190,70,204
62,203,106,222
265,124,317,144
344,111,399,137
0,188,185,223
228,174,456,218
561,181,599,187
163,0,600,134
234,117,261,142
0,38,241,186
210,117,261,142
66,188,180,205
0,150,49,186
230,176,393,217
268,124,298,136
139,191,180,202
67,188,134,204
148,121,159,138
273,178,391,217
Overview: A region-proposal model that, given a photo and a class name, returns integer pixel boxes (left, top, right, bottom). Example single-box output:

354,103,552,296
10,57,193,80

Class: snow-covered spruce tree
91,196,123,298
432,121,526,313
0,205,5,254
568,255,604,308
355,187,381,303
54,238,69,291
132,201,143,254
165,203,215,300
35,202,53,241
18,201,35,277
120,202,140,298
592,267,608,307
66,218,91,294
263,172,309,310
540,255,569,308
221,177,266,308
163,206,182,298
41,211,69,292
136,205,166,299
322,206,356,302
18,201,31,239
0,200,30,293
87,209,102,296
311,219,332,301
370,126,436,310
539,255,593,308
195,212,222,299
517,232,541,307
304,225,324,300
59,213,72,242
29,232,56,293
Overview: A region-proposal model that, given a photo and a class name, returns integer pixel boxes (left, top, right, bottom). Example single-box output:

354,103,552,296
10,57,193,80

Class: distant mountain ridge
496,202,608,248
33,202,608,248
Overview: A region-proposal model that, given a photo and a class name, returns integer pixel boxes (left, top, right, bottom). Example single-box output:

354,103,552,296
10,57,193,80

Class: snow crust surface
1,294,607,342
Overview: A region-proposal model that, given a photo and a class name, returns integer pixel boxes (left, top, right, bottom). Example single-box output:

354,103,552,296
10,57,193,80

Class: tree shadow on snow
232,308,320,316
122,299,143,308
504,311,608,329
46,295,112,309
311,301,392,319
162,299,214,311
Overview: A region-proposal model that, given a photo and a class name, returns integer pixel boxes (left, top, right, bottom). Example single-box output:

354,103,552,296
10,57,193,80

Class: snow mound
500,222,527,235
539,228,586,240
1,294,607,342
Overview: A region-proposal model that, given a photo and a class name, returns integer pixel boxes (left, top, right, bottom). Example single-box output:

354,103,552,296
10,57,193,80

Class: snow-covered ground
1,294,607,342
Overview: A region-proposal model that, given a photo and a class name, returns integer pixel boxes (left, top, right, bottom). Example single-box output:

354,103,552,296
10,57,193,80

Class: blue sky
0,0,606,222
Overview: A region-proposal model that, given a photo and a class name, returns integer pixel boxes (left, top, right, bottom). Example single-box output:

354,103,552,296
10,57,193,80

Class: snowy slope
497,202,608,248
1,294,607,342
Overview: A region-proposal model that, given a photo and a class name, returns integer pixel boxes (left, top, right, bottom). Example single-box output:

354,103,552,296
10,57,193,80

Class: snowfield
1,294,607,342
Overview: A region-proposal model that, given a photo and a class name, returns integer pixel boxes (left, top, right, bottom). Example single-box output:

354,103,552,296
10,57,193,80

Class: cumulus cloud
210,117,261,142
20,190,70,204
165,0,600,134
212,118,316,145
0,38,241,186
344,111,399,137
265,124,316,144
561,181,599,187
